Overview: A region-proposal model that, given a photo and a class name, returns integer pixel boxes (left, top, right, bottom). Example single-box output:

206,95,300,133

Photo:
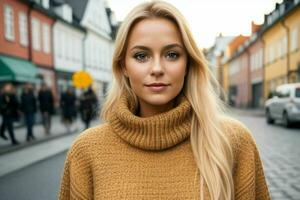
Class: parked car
265,83,300,127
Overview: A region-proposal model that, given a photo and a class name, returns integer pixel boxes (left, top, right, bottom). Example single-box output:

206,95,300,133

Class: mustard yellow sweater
59,95,270,200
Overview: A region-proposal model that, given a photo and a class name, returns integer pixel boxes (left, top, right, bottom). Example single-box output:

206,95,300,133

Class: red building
0,0,30,59
0,0,57,100
29,3,57,97
249,36,264,108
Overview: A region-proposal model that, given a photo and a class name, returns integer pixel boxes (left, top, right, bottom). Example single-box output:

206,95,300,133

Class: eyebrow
130,43,184,52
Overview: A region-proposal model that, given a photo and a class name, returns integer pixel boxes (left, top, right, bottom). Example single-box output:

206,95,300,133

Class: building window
282,36,287,55
250,54,254,71
291,27,298,52
42,0,49,9
61,32,66,58
19,12,28,46
259,49,263,68
55,30,61,57
66,34,71,60
269,45,274,63
32,17,41,51
42,23,50,53
4,4,14,41
278,40,282,58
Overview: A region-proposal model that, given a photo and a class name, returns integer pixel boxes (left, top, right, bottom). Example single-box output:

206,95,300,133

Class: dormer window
279,4,285,15
42,0,49,9
267,15,272,25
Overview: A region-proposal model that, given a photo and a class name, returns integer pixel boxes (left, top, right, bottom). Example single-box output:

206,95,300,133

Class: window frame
19,11,28,47
4,4,15,41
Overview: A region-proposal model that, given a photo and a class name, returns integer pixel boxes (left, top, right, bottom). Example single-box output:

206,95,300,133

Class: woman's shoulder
67,123,113,156
220,116,257,150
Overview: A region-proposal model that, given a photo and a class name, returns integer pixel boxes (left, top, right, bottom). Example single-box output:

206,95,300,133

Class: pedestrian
59,1,270,200
38,83,54,134
21,83,37,142
60,87,77,133
79,87,97,129
0,83,20,145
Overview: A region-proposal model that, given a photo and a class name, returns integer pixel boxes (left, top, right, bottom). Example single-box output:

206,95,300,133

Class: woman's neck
138,98,176,118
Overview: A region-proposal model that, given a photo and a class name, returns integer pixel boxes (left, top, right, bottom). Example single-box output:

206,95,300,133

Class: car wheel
266,109,274,124
283,111,291,128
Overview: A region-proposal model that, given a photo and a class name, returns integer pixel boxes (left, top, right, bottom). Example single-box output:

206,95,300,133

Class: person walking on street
0,83,20,145
79,87,98,129
60,87,77,133
21,84,37,142
38,83,54,134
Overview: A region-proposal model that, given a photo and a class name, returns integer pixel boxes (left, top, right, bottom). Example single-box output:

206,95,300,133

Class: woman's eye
166,51,179,60
133,52,149,62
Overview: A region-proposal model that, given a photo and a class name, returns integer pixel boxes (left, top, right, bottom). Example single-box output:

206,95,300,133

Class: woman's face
124,18,188,117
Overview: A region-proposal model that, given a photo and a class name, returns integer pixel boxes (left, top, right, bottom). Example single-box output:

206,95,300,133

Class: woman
59,1,270,199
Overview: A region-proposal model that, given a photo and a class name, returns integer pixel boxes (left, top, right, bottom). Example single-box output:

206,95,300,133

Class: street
0,112,299,200
232,113,300,200
0,151,67,200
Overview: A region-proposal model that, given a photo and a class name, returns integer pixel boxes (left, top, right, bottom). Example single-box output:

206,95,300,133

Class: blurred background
0,0,299,199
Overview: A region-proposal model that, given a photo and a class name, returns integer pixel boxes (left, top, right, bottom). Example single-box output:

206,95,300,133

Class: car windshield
296,88,300,98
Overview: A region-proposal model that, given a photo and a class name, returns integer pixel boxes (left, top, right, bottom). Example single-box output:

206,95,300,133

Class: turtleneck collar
109,94,192,151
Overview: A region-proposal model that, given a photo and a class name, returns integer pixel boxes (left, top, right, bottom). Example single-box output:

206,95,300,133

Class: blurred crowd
0,83,98,146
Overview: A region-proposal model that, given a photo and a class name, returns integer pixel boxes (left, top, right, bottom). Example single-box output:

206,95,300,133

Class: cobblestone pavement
232,112,300,200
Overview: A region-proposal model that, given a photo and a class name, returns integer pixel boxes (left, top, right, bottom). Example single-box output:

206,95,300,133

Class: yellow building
262,2,300,99
262,23,288,99
285,7,300,83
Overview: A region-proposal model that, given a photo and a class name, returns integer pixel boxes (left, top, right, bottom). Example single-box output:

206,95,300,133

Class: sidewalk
0,116,101,177
228,107,266,118
0,115,83,155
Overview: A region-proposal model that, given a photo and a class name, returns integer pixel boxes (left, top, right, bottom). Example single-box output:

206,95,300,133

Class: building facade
213,0,300,107
0,0,38,96
51,1,85,94
249,34,264,108
67,0,113,101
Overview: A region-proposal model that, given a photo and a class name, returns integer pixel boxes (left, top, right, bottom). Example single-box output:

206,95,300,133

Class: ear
120,61,129,77
184,61,189,76
122,66,129,77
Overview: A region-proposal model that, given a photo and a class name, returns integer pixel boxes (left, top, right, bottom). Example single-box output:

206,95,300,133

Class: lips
146,83,168,87
145,83,170,92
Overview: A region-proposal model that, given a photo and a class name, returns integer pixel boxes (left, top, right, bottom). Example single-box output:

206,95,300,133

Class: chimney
251,21,262,33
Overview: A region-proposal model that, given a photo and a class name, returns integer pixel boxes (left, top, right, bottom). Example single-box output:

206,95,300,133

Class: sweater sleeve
229,120,271,200
59,139,93,200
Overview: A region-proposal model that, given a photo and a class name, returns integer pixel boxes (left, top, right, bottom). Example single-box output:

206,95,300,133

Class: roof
65,0,88,23
50,0,65,7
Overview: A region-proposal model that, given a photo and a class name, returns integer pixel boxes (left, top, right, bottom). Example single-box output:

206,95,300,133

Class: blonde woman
59,1,270,199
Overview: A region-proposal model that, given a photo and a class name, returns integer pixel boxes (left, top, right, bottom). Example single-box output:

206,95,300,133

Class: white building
67,0,113,100
51,1,85,93
206,34,234,78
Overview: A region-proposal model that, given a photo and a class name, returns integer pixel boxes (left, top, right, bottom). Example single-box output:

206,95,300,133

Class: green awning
0,55,38,83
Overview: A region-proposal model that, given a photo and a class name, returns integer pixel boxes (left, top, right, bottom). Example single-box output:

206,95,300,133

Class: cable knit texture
59,95,270,200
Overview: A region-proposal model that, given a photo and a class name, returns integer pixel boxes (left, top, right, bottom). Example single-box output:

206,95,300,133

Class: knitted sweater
59,95,270,200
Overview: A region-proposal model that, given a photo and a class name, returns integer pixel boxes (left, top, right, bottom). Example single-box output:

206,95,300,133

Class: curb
0,132,78,178
229,108,265,118
0,128,79,156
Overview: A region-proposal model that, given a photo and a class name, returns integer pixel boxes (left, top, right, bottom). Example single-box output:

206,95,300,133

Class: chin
141,93,176,106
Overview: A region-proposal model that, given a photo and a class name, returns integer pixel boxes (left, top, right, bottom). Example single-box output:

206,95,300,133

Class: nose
150,56,164,77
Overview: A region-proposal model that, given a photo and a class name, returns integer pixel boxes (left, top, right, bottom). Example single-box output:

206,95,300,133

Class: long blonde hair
101,1,234,199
